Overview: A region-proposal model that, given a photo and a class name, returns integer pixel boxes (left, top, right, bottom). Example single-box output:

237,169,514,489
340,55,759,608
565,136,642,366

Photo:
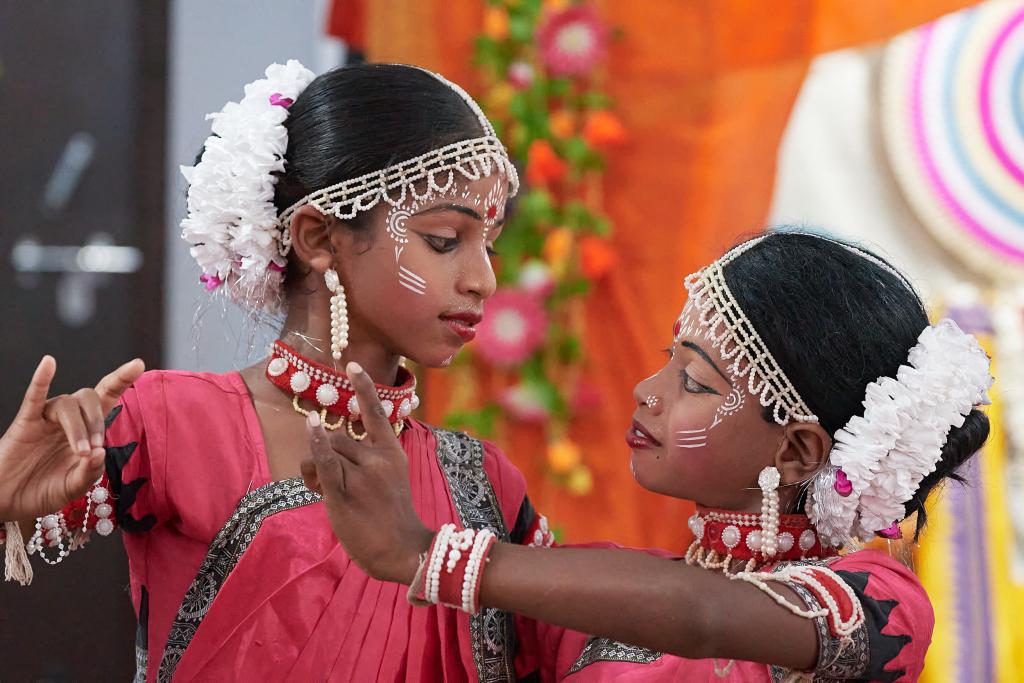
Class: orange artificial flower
579,235,617,279
547,438,581,474
526,139,568,186
542,227,574,274
582,111,627,148
543,0,571,12
549,109,576,140
484,7,510,40
567,465,594,495
487,82,516,114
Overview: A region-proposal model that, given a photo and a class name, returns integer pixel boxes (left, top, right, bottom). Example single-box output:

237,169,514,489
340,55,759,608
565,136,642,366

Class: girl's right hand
0,355,145,521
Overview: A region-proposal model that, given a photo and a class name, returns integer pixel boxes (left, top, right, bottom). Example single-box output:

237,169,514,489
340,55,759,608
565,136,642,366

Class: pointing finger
346,362,392,443
17,356,56,420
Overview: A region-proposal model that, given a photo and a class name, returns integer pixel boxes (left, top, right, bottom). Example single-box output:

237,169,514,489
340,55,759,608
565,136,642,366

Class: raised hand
0,355,145,521
302,362,433,585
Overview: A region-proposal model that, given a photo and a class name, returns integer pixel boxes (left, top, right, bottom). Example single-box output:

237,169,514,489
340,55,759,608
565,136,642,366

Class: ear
772,422,831,486
289,205,336,274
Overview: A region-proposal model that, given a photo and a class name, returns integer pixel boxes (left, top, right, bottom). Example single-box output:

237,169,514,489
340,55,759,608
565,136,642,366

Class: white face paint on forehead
673,301,749,450
382,173,509,299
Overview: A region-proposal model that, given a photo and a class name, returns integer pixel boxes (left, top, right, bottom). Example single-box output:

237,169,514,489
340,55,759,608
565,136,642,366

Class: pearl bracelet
426,524,456,605
461,529,495,613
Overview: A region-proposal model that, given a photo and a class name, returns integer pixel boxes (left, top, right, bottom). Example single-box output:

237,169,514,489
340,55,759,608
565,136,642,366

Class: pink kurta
523,548,934,682
102,370,539,682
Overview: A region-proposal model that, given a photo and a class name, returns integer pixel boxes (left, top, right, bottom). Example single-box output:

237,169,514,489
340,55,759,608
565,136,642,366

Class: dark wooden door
0,2,166,679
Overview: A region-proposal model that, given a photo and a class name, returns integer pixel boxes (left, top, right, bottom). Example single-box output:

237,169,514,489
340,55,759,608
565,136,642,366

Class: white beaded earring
325,268,348,360
758,466,781,559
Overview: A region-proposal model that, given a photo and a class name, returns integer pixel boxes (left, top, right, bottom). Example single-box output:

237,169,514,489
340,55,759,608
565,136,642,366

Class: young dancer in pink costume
308,231,993,682
0,61,554,682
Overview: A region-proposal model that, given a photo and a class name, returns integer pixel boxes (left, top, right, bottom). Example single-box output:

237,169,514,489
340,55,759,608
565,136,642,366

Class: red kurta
101,370,539,682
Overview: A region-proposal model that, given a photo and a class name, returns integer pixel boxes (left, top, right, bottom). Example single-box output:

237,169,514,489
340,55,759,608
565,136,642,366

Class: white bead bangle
461,529,495,614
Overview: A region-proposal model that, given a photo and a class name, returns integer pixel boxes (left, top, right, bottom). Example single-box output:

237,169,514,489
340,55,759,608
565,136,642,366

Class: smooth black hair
273,64,485,293
724,231,989,538
191,64,486,295
272,63,485,219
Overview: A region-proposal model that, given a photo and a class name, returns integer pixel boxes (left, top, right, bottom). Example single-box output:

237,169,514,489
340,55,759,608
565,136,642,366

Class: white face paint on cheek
398,265,426,295
675,427,709,449
386,199,429,297
385,175,507,302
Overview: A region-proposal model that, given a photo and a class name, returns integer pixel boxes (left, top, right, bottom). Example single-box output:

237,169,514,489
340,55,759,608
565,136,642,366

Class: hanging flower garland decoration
444,0,624,495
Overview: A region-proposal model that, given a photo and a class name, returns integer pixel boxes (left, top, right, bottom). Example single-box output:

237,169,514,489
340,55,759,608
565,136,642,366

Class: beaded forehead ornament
180,62,517,314
682,236,818,426
277,68,519,252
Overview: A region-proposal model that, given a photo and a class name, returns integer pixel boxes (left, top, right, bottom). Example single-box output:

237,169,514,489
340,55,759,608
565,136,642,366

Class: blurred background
1,0,1021,680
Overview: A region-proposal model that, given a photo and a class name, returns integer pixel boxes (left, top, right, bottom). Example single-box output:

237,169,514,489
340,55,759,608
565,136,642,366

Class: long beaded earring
758,466,781,559
325,268,348,360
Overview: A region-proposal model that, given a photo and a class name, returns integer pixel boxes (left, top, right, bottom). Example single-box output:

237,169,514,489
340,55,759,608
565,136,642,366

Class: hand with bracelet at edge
0,356,145,534
302,361,434,585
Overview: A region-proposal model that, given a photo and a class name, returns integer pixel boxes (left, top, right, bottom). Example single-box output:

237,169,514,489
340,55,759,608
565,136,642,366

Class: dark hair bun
904,408,990,538
724,231,991,536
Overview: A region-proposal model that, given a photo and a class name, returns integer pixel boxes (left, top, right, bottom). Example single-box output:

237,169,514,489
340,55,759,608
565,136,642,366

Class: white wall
164,0,344,371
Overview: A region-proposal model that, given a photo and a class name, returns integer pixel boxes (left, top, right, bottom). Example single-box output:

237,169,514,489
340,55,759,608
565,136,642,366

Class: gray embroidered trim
432,428,516,683
767,561,870,682
156,477,321,682
567,636,662,674
134,644,147,683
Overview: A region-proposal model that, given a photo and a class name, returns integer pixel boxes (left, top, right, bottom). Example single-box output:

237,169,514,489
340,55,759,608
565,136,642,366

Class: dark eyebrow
680,341,732,386
412,202,507,227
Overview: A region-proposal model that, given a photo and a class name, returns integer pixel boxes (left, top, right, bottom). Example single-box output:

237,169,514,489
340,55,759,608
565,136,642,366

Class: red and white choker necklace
685,506,865,645
685,506,837,572
266,340,419,439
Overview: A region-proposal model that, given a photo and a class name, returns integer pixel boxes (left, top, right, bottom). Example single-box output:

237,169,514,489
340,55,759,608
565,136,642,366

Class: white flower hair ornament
180,59,316,313
808,318,994,547
179,61,518,315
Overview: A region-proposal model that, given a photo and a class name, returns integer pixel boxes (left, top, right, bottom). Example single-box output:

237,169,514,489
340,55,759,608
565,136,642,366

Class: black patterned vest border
567,636,662,674
431,428,517,683
155,477,321,682
767,559,872,682
133,585,150,683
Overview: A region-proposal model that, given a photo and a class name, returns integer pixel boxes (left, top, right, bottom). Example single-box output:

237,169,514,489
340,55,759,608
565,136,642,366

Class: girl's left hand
301,362,434,585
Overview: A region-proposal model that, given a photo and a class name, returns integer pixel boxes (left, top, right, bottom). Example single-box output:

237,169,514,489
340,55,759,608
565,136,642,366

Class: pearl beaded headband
180,61,517,315
683,236,818,426
277,67,519,248
682,232,921,426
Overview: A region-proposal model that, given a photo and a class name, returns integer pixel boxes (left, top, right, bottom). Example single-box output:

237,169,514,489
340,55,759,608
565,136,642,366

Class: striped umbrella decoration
882,1,1024,282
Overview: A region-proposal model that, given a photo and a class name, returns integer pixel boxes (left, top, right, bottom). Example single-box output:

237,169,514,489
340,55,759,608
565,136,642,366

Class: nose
634,377,663,415
457,243,497,300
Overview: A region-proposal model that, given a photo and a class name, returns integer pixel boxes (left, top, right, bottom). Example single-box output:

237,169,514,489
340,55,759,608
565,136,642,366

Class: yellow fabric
918,335,1024,682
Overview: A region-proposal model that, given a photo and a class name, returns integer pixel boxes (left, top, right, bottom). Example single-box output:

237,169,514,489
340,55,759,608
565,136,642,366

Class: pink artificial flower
475,288,548,365
507,60,535,89
834,469,853,497
499,383,551,422
269,93,293,108
199,273,223,291
518,259,555,298
537,5,609,78
570,379,602,414
877,521,903,539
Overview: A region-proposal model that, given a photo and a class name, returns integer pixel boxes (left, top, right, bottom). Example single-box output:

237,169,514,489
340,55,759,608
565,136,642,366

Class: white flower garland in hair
809,319,993,547
180,59,316,313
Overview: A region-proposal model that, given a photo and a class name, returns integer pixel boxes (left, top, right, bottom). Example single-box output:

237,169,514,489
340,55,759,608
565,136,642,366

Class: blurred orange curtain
329,0,977,550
